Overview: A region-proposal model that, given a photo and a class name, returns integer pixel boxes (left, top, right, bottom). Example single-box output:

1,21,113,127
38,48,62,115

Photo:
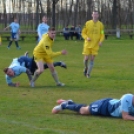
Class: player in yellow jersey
81,11,105,78
30,27,67,87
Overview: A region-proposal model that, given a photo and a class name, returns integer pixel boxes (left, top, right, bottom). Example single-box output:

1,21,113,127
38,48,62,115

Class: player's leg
47,63,65,86
86,47,98,78
14,34,21,49
82,47,90,76
86,55,95,78
52,100,89,114
30,60,44,87
44,61,67,69
7,33,13,49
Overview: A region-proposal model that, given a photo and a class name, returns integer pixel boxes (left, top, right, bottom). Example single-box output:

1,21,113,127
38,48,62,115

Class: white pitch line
0,118,78,134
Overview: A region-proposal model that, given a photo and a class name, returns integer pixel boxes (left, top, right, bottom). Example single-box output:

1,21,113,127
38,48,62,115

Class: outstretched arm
8,82,20,87
122,111,134,121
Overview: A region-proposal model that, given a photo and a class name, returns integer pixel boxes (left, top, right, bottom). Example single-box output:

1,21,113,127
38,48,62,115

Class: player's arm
8,82,20,87
99,23,105,43
6,75,20,87
37,24,42,39
81,24,90,41
122,111,134,121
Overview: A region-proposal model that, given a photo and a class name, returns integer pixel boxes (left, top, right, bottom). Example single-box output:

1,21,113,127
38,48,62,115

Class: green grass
0,36,134,134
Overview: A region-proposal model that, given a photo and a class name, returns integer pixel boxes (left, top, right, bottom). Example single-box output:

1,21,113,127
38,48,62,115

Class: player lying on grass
3,55,67,87
52,93,134,121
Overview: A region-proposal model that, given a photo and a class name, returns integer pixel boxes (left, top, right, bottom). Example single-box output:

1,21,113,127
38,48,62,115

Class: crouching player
3,55,67,87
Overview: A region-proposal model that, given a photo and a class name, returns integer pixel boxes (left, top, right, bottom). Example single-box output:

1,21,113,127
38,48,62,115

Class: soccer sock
87,61,94,75
44,62,61,69
61,103,86,112
84,59,88,69
32,71,40,82
15,41,19,48
52,71,60,84
8,41,13,47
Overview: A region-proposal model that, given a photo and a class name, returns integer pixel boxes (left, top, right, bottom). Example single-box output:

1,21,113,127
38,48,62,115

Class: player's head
92,10,99,21
3,68,15,76
14,18,18,23
42,15,47,23
48,27,56,39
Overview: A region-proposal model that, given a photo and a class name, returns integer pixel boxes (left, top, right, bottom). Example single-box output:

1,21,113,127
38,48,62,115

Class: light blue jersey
10,22,20,33
109,94,134,118
5,58,26,84
37,23,49,41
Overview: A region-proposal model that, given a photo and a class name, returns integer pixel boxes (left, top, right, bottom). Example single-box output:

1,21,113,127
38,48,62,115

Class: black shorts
89,98,113,116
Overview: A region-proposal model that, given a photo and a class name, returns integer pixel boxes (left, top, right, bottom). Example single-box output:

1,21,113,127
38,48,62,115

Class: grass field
0,35,134,134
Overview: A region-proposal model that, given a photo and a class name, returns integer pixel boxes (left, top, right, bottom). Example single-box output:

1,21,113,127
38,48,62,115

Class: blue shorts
11,32,17,39
89,98,113,116
18,56,32,69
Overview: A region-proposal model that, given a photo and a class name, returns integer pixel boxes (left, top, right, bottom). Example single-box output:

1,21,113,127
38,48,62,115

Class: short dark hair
48,27,55,31
3,68,9,73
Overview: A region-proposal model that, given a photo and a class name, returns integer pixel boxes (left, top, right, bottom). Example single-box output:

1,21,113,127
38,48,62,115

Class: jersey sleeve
37,24,42,39
99,23,105,42
5,75,12,84
81,23,89,40
120,95,132,113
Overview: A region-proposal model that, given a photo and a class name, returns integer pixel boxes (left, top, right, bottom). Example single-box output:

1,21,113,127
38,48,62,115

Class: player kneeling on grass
3,54,67,87
52,93,134,121
31,27,67,87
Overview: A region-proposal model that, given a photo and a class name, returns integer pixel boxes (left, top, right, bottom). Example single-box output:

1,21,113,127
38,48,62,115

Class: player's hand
15,82,20,87
61,50,67,55
87,37,91,41
99,42,102,47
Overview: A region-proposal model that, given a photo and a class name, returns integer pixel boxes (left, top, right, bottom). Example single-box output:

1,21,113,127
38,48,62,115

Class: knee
79,106,90,115
37,69,44,74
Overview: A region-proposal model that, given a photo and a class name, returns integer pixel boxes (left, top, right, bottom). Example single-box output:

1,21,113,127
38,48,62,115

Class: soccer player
31,27,67,87
3,55,67,87
3,58,32,87
37,15,49,42
52,93,134,121
81,11,105,78
4,18,21,49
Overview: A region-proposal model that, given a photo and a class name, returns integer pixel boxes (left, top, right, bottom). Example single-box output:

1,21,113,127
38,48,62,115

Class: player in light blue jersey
3,54,67,87
37,16,49,42
52,94,134,121
4,18,21,49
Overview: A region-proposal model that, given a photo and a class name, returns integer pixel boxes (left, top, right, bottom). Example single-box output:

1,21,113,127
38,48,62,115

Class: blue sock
61,103,86,112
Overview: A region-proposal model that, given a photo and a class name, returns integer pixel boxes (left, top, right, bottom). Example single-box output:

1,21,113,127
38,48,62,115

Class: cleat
60,61,67,69
83,68,87,76
7,46,10,49
57,82,65,86
17,47,21,50
86,74,90,78
24,51,29,57
57,99,66,104
52,105,62,114
57,99,73,104
30,81,34,87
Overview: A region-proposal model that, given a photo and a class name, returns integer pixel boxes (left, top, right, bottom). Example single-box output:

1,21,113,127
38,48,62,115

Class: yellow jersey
82,20,105,48
33,34,61,58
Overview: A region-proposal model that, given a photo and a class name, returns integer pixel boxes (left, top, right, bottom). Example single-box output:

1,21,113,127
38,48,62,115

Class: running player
4,18,21,49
